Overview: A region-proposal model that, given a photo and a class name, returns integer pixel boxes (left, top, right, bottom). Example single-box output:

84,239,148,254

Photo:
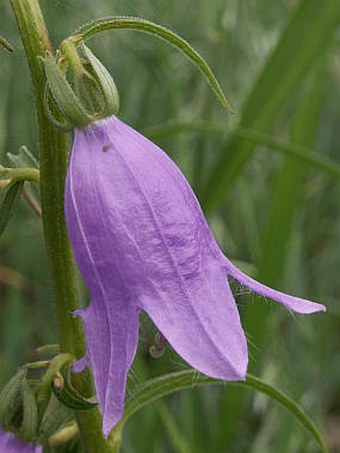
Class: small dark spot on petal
102,144,110,153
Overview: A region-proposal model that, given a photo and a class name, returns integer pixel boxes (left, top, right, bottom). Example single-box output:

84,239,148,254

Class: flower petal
224,259,326,314
0,428,41,453
140,263,248,380
65,128,140,436
65,114,325,438
74,304,139,437
101,117,248,379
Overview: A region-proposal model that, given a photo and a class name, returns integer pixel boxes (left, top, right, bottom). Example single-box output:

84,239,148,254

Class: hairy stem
9,0,111,450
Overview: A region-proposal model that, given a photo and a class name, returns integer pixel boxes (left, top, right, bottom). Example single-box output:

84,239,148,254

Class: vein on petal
106,134,244,375
68,135,113,414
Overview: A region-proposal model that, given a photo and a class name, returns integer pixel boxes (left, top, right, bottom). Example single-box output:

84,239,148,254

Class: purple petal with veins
64,115,325,437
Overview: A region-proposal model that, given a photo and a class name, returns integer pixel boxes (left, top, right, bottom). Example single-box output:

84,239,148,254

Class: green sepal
35,353,75,422
20,379,38,441
0,368,38,438
81,44,119,116
73,69,105,116
44,85,74,131
44,52,92,128
44,45,119,130
0,368,26,429
0,180,24,237
52,363,97,411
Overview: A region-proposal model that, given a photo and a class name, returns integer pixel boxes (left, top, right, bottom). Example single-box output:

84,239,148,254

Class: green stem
0,167,40,185
9,0,112,450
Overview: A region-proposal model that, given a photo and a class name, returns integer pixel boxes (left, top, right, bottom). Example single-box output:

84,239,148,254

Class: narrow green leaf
118,371,327,453
144,121,340,180
69,16,233,114
0,181,24,237
0,35,14,53
232,129,340,180
246,63,327,350
201,0,340,212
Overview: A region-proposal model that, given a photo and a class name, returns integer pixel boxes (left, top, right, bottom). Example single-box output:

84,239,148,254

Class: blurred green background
1,0,339,451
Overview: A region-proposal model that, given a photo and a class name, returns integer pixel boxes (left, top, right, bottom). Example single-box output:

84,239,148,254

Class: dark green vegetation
1,0,339,451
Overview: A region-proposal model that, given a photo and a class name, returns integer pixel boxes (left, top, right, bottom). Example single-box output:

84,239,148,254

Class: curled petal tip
225,259,326,315
289,301,326,315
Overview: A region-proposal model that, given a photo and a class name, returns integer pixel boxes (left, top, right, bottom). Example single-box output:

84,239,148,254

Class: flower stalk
9,0,112,450
0,166,40,186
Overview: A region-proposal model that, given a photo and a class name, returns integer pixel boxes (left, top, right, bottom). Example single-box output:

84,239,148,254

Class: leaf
144,121,340,180
201,0,340,212
68,16,233,114
246,62,328,350
116,371,327,452
0,181,24,237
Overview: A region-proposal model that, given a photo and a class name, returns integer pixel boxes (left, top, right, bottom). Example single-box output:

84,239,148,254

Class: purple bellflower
65,115,325,437
0,429,42,453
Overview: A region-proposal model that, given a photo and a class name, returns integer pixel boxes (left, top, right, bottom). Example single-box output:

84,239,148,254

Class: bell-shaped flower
65,115,325,437
0,429,42,453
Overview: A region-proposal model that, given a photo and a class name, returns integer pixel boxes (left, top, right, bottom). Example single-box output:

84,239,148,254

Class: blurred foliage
0,0,339,451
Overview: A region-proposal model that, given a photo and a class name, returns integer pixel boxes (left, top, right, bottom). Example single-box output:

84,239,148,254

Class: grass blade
145,121,340,180
246,63,327,349
201,0,340,213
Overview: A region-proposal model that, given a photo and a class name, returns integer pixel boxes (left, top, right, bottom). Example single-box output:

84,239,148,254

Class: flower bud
43,41,119,130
